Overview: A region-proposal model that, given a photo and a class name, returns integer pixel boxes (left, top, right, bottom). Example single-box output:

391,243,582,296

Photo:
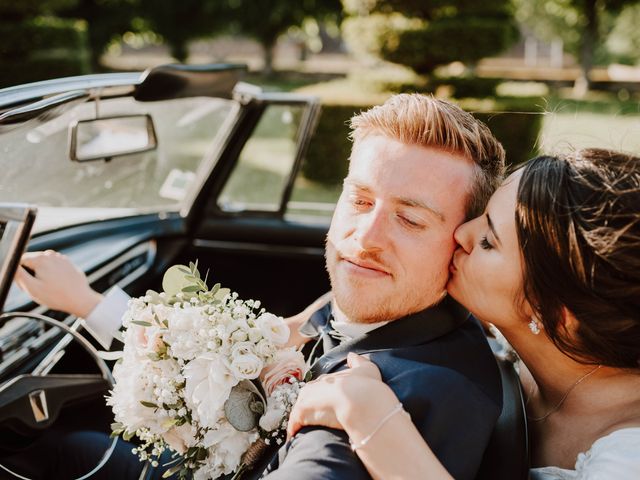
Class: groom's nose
353,207,388,253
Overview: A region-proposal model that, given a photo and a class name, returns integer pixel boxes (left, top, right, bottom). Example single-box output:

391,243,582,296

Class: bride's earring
528,316,541,335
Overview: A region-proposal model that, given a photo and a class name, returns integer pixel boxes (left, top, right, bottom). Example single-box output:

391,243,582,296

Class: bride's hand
287,353,395,439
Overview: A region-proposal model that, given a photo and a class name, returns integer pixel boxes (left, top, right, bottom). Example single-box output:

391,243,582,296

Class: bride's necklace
527,365,602,422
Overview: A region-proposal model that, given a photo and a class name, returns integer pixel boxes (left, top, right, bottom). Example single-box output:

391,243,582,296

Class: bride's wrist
338,381,400,437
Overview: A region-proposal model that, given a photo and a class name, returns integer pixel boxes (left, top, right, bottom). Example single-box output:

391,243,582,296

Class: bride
287,148,640,479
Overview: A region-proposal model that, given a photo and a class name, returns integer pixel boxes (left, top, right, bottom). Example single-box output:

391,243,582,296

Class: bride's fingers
287,384,317,440
286,381,343,440
347,353,382,381
286,404,304,440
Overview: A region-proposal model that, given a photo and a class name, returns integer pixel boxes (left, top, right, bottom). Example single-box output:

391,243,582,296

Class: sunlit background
1,0,639,226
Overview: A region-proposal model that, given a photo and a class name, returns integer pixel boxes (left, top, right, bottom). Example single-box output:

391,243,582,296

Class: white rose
256,313,289,346
248,327,262,343
201,423,257,475
183,354,237,428
163,423,197,455
108,356,160,432
230,353,263,380
255,339,275,359
193,460,224,480
258,403,286,432
230,342,257,357
231,317,250,331
130,324,165,356
212,324,230,344
261,348,307,396
231,329,248,342
168,306,200,331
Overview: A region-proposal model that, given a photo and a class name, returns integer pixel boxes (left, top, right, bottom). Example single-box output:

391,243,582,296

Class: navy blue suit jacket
257,298,502,480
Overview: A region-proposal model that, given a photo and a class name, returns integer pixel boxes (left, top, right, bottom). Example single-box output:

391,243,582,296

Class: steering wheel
0,312,117,479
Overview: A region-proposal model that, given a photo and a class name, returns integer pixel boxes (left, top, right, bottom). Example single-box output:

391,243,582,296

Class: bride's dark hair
515,148,640,368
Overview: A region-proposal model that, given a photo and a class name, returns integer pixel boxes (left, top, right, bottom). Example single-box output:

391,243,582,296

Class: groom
18,94,505,479
256,94,505,479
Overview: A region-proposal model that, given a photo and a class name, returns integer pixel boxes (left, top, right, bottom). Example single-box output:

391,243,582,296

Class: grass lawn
540,111,640,153
539,96,640,154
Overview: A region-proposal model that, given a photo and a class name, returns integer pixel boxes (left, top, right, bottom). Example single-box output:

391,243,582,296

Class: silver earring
528,317,541,335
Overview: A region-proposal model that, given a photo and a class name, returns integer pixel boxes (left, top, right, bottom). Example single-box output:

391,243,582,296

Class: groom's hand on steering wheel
15,250,103,318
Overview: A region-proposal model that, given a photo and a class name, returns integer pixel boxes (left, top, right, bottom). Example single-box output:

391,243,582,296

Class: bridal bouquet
107,262,308,480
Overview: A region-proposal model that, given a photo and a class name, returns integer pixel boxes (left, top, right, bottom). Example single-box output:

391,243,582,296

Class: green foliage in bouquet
139,261,232,307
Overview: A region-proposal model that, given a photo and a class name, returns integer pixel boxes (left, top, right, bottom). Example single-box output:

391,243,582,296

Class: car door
174,90,331,317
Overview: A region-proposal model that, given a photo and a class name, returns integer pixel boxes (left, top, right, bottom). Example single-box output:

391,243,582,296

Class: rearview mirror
68,114,157,162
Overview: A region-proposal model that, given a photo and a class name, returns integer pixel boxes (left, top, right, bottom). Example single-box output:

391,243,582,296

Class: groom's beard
325,239,445,324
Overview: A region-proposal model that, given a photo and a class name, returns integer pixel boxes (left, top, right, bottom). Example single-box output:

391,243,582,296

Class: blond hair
350,94,505,218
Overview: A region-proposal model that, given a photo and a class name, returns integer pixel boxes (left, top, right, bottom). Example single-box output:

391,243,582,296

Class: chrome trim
0,73,140,110
0,91,89,125
28,389,49,422
192,238,324,257
179,101,243,217
279,99,321,216
85,240,156,288
287,201,336,213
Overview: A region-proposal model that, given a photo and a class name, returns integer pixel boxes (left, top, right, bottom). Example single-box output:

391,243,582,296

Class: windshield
0,96,238,233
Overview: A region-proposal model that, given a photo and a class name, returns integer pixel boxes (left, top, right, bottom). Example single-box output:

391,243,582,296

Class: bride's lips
340,256,391,278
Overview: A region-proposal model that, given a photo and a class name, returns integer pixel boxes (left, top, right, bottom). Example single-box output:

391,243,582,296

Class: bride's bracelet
349,403,409,451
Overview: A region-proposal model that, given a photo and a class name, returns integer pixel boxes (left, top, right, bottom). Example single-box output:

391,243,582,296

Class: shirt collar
329,318,388,341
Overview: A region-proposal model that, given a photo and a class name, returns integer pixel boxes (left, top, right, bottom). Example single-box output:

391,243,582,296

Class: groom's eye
396,209,427,229
349,195,372,209
398,214,424,229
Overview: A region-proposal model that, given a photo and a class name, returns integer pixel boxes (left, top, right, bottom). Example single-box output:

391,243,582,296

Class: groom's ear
559,306,580,334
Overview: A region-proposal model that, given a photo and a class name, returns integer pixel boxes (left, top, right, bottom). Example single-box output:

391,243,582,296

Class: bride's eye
479,236,494,250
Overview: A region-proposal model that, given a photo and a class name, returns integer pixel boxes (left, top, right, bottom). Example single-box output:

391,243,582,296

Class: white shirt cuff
83,286,130,349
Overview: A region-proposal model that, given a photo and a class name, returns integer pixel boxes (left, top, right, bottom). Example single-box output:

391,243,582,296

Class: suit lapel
310,298,469,377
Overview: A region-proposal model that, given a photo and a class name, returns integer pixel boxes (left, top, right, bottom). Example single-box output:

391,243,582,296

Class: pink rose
163,423,196,455
131,324,165,356
261,348,307,396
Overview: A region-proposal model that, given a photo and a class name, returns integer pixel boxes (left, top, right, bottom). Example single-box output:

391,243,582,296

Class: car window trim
208,95,320,219
0,91,89,125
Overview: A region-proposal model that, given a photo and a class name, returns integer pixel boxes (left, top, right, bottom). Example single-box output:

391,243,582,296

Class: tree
342,0,519,76
226,0,343,74
56,0,140,71
0,0,76,20
0,0,91,85
606,3,640,65
138,0,228,62
514,0,638,93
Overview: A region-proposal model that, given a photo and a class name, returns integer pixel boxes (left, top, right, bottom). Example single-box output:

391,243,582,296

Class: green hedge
301,105,361,184
431,76,502,99
382,16,519,75
462,97,544,169
301,97,542,184
0,16,90,88
384,76,504,103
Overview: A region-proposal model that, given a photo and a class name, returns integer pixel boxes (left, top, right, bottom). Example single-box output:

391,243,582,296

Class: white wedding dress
529,427,640,479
